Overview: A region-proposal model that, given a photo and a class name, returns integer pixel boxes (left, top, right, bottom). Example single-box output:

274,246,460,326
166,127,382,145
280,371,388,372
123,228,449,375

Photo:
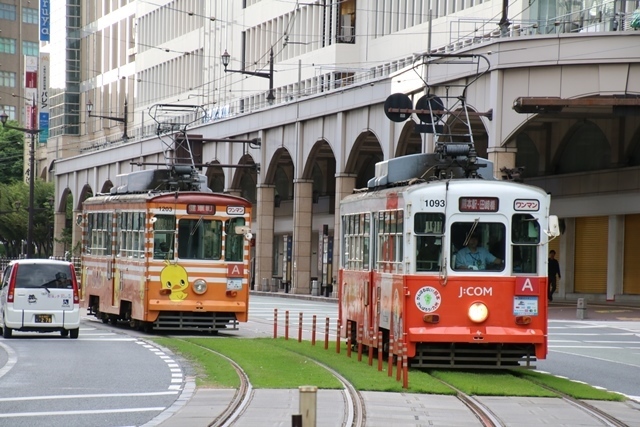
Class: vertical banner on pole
24,56,38,130
39,53,50,143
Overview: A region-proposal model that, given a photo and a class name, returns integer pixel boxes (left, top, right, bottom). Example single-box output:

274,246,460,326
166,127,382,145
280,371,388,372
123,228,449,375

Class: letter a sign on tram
227,264,244,278
515,277,540,296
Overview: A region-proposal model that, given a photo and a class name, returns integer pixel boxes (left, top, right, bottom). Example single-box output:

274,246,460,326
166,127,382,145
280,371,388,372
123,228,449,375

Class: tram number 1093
425,200,446,208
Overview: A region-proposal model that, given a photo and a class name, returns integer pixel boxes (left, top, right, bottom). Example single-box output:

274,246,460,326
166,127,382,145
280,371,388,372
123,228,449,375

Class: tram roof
340,178,549,214
83,191,251,207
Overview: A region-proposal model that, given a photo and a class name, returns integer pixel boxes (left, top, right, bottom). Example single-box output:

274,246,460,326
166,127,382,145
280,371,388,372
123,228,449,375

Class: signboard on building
40,0,50,41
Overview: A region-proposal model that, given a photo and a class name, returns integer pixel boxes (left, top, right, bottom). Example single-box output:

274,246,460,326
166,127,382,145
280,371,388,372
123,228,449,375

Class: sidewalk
154,388,640,427
148,295,640,427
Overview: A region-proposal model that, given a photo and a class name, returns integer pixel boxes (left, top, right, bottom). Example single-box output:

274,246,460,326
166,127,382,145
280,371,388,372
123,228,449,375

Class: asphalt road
0,324,182,427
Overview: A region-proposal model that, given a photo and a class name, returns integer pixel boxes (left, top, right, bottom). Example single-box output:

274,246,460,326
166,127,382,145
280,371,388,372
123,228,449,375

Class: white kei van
0,259,80,338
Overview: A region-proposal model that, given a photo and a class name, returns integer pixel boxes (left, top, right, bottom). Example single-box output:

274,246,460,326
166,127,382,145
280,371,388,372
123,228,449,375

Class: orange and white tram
80,169,253,332
338,154,559,368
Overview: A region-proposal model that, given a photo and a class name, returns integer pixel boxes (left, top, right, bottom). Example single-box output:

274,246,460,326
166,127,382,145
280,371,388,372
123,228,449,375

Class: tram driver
454,233,503,270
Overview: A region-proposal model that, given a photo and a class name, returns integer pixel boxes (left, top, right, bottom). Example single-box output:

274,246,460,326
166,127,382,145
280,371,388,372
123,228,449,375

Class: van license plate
35,314,52,323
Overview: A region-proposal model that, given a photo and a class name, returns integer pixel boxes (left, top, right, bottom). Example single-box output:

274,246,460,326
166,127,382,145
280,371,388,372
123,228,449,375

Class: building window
22,41,38,56
0,105,16,121
22,7,38,24
0,37,16,54
0,3,16,20
0,71,17,87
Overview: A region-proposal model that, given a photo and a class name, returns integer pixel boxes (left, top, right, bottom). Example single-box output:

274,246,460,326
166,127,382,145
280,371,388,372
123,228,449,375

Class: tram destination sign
187,204,216,214
458,197,498,212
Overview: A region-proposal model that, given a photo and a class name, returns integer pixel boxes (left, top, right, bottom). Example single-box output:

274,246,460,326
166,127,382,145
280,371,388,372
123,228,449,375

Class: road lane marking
0,407,166,418
137,340,184,391
0,341,17,381
0,391,178,403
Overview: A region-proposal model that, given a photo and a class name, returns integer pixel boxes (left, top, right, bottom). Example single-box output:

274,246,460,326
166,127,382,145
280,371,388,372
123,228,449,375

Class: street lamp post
0,95,39,258
86,99,129,140
222,47,275,104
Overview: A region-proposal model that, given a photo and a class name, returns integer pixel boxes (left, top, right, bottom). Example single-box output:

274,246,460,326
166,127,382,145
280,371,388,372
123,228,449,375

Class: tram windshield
177,218,223,260
451,222,505,272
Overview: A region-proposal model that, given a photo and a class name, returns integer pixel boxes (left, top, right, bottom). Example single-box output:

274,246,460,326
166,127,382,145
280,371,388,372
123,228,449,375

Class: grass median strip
151,337,625,401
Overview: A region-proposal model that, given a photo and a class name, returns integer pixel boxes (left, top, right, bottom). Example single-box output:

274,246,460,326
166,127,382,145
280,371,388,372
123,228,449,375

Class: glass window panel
0,37,16,54
225,217,245,262
22,7,38,24
451,222,505,272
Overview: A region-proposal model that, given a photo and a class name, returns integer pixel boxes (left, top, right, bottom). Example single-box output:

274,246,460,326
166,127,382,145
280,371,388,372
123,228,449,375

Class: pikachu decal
160,261,189,301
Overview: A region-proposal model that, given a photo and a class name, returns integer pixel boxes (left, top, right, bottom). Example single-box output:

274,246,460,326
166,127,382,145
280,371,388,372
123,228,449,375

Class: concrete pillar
292,179,313,294
53,211,67,257
333,174,357,295
487,148,517,179
255,185,275,292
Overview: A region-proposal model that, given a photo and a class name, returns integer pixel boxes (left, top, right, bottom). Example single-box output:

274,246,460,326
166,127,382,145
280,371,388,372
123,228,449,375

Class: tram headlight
468,302,489,323
193,279,208,295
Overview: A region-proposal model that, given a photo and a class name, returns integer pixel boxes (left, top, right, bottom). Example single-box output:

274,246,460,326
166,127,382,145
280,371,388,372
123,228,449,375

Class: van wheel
2,322,11,338
60,329,69,337
70,328,79,339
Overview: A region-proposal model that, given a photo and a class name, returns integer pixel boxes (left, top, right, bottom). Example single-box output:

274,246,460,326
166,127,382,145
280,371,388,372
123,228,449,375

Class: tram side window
178,218,222,260
376,210,404,274
451,222,505,271
512,214,540,274
415,213,444,272
153,215,176,260
225,218,245,262
341,213,370,271
117,211,145,258
86,212,112,256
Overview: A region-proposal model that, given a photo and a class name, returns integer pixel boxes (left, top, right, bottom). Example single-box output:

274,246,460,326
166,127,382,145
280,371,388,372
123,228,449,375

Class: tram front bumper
408,326,546,344
149,299,247,312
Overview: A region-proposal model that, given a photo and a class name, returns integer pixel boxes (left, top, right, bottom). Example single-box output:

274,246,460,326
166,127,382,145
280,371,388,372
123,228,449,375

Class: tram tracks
524,378,631,427
432,373,631,427
176,343,366,427
430,376,505,427
179,339,365,427
181,342,253,427
163,337,631,427
309,358,366,427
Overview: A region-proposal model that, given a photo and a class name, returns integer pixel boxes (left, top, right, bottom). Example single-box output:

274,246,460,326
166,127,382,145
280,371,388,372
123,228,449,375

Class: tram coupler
576,298,587,320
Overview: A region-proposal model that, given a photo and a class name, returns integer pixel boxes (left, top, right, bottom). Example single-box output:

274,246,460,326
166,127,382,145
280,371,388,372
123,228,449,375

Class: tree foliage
0,121,27,183
0,180,55,258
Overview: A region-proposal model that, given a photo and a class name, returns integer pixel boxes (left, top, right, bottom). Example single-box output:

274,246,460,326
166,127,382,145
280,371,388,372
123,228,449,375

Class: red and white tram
338,153,559,368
